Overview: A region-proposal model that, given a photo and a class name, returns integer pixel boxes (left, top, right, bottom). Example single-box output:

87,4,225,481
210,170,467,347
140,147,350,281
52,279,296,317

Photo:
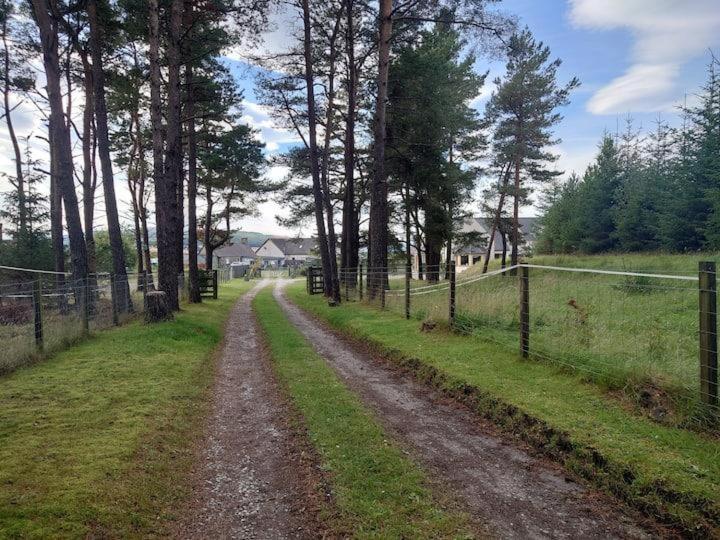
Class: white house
452,216,538,272
255,237,319,267
411,217,539,275
213,238,257,268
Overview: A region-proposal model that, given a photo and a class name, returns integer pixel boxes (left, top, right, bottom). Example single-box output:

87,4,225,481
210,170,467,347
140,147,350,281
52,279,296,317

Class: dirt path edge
283,289,714,537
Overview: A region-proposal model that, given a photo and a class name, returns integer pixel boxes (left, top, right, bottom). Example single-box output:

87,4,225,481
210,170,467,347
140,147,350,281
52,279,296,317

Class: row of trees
260,1,579,296
0,0,269,310
2,0,582,306
538,57,720,254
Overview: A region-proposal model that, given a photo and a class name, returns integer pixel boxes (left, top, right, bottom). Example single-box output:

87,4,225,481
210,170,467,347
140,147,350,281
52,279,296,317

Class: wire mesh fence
0,268,230,376
322,261,720,433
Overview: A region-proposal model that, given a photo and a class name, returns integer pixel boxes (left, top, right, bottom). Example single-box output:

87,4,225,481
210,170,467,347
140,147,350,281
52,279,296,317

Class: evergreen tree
485,28,578,268
386,24,484,281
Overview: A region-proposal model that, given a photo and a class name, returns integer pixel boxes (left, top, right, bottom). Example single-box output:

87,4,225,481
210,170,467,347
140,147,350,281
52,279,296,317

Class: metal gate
306,266,324,295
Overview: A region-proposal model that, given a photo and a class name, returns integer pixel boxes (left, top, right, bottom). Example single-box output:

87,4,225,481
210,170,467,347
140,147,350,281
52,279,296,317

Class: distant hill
230,231,273,248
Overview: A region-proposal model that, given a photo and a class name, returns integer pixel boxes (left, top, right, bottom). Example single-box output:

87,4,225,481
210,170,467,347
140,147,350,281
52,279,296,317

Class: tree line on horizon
537,56,720,256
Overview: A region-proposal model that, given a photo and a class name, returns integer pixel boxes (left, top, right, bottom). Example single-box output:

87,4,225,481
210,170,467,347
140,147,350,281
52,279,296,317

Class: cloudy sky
2,0,719,237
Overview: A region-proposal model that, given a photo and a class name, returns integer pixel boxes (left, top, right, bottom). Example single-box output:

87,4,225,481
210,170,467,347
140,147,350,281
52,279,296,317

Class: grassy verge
286,281,720,536
0,280,251,538
253,287,474,538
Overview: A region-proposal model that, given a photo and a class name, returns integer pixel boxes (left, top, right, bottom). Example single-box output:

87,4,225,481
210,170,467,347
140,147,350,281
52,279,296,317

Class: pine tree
485,28,578,268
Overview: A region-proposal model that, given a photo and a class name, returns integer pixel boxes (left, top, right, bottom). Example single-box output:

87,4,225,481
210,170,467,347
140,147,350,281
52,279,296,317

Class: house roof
214,242,257,258
455,216,539,254
265,237,318,256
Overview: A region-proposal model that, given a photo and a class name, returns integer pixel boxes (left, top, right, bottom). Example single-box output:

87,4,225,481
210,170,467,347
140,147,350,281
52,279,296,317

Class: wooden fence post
213,270,218,300
358,263,363,301
519,265,529,358
110,274,119,326
405,261,411,319
33,279,43,351
448,261,456,326
699,261,718,407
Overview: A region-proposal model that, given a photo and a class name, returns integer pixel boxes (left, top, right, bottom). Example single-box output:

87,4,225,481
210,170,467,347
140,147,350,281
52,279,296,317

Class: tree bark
319,9,343,302
30,0,88,280
149,0,177,309
88,0,131,311
204,187,214,269
186,62,200,303
161,0,183,309
511,158,520,271
81,60,97,277
341,0,359,287
300,0,332,297
367,0,393,297
482,163,511,274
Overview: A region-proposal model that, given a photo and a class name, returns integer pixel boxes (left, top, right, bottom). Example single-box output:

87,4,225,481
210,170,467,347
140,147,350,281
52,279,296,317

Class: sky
2,0,720,238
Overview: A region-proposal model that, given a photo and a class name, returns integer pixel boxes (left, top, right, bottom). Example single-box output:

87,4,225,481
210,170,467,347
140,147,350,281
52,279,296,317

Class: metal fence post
699,261,718,407
358,263,363,301
33,279,43,351
448,261,456,326
405,261,411,320
519,265,529,358
110,274,119,326
213,270,219,299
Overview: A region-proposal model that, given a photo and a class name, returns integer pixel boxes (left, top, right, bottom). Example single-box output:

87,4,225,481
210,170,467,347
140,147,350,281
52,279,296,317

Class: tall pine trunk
88,0,131,311
301,0,332,297
162,0,183,309
367,0,392,297
186,62,200,303
319,12,343,302
482,163,511,274
341,0,359,287
31,0,88,280
81,61,98,277
510,158,520,271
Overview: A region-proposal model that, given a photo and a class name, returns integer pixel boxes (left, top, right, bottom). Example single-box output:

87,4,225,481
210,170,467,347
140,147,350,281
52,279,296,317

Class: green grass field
253,287,474,538
382,253,719,424
286,279,720,534
0,280,250,538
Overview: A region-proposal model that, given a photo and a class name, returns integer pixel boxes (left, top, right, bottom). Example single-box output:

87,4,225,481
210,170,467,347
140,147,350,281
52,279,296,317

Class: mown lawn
287,280,720,534
253,287,474,538
0,280,250,538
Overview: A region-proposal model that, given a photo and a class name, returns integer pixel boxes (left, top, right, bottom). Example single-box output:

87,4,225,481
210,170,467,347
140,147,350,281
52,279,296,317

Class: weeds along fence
334,262,719,432
1,267,230,375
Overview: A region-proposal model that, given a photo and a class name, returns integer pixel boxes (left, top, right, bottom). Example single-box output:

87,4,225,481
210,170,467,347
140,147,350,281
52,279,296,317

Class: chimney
240,237,248,245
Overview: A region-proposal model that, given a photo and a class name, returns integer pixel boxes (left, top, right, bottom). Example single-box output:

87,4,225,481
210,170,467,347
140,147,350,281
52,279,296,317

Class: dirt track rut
274,281,658,539
176,281,315,539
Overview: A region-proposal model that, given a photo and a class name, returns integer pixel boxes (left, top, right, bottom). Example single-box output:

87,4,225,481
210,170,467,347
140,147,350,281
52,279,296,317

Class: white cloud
242,100,302,153
569,0,720,114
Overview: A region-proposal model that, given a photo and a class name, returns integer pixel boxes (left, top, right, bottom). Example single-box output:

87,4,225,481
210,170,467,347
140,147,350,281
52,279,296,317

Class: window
460,255,469,265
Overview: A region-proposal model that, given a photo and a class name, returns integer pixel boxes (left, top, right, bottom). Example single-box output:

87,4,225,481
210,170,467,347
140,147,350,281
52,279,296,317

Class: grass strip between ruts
253,286,474,538
286,281,720,536
0,280,252,538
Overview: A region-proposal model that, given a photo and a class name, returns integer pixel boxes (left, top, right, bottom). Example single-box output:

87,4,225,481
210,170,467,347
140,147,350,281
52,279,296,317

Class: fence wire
0,270,217,376
324,262,719,434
